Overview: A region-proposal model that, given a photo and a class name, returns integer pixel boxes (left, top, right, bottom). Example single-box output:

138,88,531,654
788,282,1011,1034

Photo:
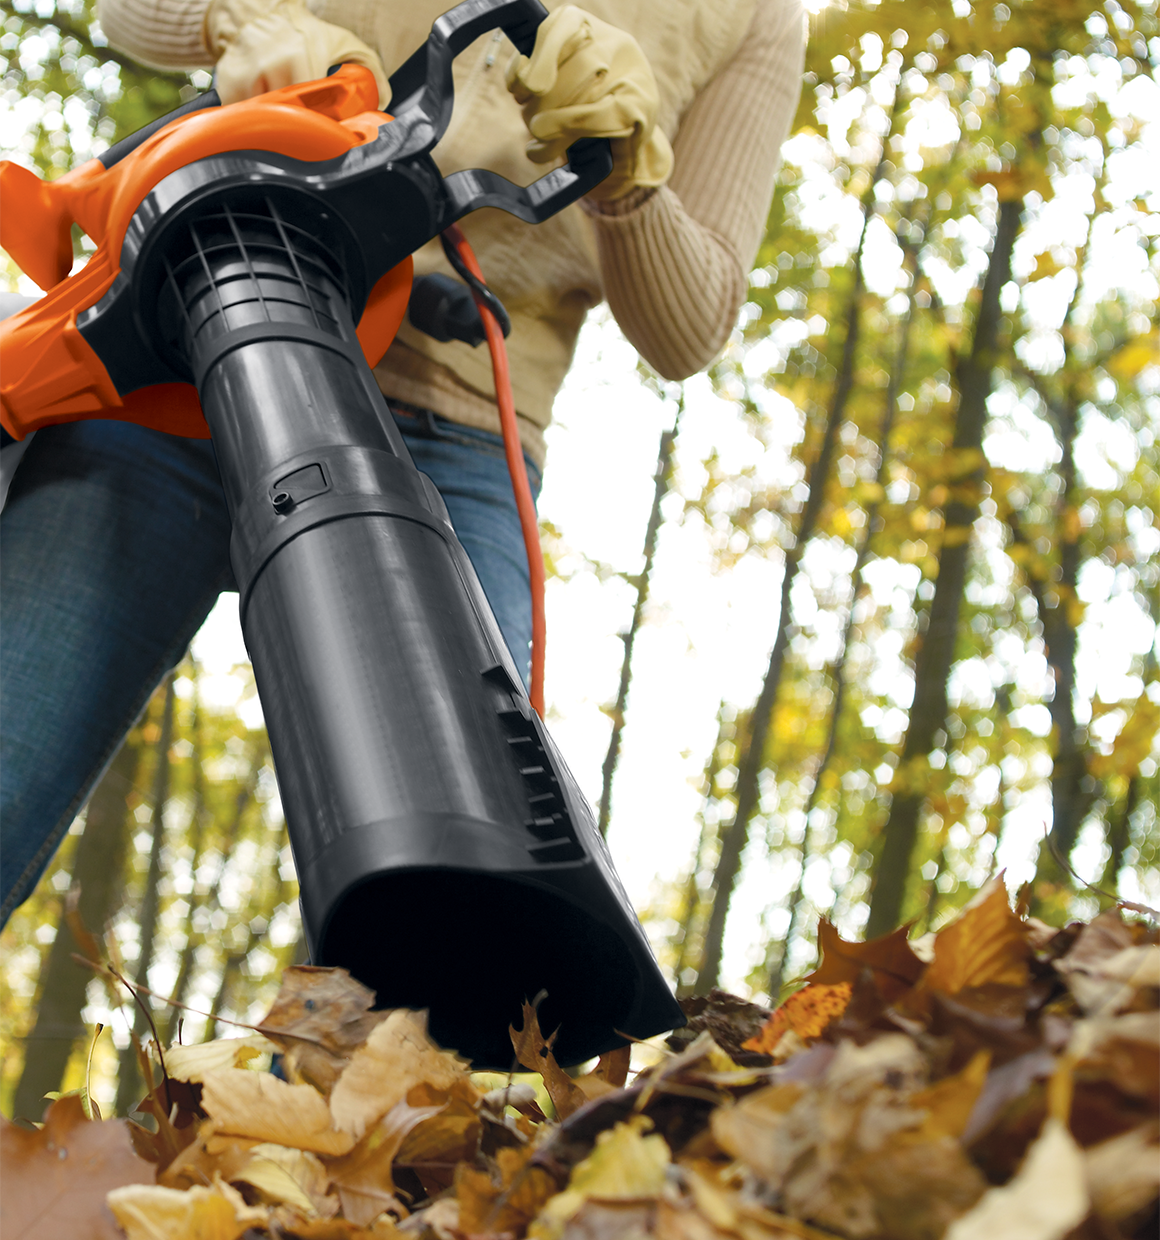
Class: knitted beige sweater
96,0,805,466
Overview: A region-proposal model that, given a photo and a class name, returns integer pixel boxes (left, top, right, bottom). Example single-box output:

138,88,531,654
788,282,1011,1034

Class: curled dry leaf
258,966,387,1095
944,1118,1089,1240
328,1009,469,1140
161,1034,275,1083
325,1098,443,1225
457,1143,559,1235
805,920,925,1003
920,879,1030,998
200,1067,357,1155
106,1176,267,1240
511,1001,589,1120
0,1094,156,1240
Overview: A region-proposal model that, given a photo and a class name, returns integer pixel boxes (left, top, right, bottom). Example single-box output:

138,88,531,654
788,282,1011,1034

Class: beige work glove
204,0,389,107
505,5,673,202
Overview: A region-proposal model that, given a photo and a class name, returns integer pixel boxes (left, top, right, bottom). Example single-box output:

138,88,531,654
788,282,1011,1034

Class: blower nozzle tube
160,193,682,1067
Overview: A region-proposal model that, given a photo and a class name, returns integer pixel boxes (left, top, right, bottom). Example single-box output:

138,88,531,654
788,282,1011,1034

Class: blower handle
98,89,222,170
388,0,547,127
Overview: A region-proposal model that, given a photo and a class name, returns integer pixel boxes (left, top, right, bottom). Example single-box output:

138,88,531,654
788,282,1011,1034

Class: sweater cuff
579,185,660,218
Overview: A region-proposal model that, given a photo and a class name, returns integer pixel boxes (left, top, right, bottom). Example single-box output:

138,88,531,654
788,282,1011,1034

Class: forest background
0,0,1157,1124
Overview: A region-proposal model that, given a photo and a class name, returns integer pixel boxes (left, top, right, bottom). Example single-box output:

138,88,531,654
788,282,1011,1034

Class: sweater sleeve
583,0,805,380
96,0,214,69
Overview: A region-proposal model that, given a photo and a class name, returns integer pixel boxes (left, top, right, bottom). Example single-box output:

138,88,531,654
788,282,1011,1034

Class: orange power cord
441,224,546,717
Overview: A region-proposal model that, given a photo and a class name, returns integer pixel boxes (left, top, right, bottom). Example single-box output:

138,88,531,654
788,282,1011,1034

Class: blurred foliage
659,0,1159,996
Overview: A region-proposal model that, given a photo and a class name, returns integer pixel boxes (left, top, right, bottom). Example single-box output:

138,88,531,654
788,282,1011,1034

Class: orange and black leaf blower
0,0,683,1066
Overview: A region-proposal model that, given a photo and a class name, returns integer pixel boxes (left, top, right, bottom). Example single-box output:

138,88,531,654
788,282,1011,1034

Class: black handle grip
441,136,614,227
98,89,221,169
387,0,549,149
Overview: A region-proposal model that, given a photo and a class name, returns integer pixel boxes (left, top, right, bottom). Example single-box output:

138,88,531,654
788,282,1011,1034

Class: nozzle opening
319,868,641,1068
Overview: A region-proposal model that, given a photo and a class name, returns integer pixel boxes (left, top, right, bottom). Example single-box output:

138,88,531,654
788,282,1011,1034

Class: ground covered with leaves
2,879,1157,1240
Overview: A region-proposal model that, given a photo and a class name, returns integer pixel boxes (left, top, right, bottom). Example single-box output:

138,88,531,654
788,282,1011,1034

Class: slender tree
597,393,684,836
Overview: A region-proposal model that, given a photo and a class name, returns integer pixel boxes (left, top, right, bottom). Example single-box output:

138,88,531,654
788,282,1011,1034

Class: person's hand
505,5,672,202
204,0,389,107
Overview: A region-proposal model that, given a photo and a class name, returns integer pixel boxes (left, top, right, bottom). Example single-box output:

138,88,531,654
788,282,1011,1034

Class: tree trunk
115,676,175,1116
597,397,683,836
11,738,141,1122
866,197,1023,938
695,219,874,993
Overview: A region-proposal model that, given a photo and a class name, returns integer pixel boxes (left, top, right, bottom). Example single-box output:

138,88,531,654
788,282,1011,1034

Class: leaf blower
0,0,683,1067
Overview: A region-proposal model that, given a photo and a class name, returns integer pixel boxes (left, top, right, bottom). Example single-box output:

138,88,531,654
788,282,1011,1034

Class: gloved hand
204,0,389,107
505,6,673,202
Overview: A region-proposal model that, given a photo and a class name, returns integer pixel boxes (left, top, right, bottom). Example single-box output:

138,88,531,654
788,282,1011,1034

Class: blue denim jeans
0,411,540,925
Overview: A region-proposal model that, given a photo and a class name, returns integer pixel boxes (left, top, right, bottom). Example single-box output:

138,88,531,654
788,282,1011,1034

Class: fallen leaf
1084,1121,1160,1224
910,1050,991,1141
805,921,925,1003
234,1142,330,1214
922,879,1030,996
258,966,387,1095
200,1068,356,1155
325,1099,442,1225
159,1128,260,1191
161,1035,274,1082
669,990,775,1062
742,983,852,1055
511,1002,589,1120
0,1094,155,1240
944,1117,1089,1240
1053,910,1134,971
531,1115,671,1239
106,1177,267,1240
457,1143,558,1235
329,1009,468,1140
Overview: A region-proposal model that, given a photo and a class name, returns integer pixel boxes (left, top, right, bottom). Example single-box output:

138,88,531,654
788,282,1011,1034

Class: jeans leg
394,413,541,683
0,420,234,925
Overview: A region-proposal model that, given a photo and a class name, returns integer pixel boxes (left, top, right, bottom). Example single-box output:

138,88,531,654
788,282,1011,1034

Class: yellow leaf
530,1116,670,1238
1092,695,1160,780
161,1036,274,1083
911,1051,991,1141
456,1144,557,1236
922,878,1030,995
107,1177,267,1240
200,1069,356,1156
233,1143,328,1214
1105,331,1158,382
328,1010,468,1140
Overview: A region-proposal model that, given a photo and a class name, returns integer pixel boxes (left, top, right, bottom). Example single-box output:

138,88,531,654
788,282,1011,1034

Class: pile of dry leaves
2,878,1157,1240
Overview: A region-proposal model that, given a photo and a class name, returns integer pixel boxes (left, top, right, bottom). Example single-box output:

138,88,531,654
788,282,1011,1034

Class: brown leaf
668,990,774,1063
805,920,925,1003
395,1080,482,1198
257,966,387,1095
329,1009,469,1140
590,1046,632,1089
456,1143,557,1235
510,1002,588,1120
325,1099,442,1226
0,1095,156,1239
922,879,1030,997
200,1068,356,1155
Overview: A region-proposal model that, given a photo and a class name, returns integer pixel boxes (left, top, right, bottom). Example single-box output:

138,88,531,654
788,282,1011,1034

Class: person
0,0,805,924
